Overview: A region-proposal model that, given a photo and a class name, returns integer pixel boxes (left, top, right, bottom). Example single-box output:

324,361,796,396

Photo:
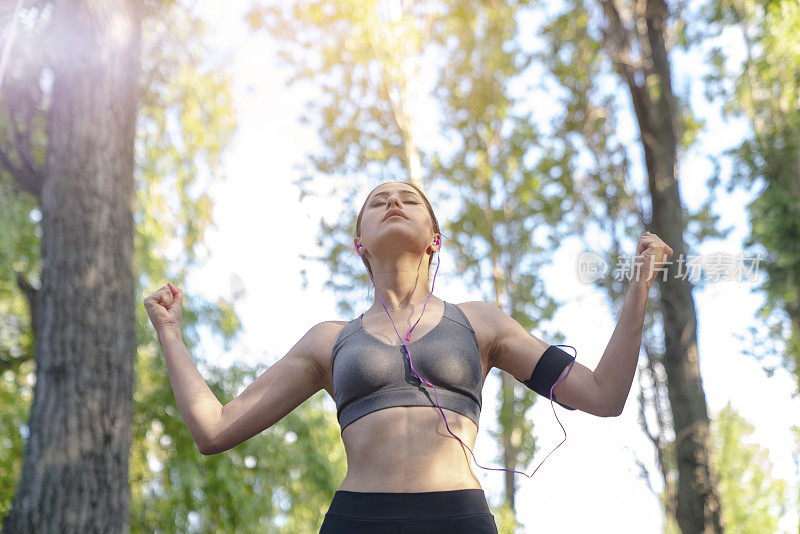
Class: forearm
157,327,223,451
593,280,649,416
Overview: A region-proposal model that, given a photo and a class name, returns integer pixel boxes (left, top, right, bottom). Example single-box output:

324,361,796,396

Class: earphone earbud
430,235,441,254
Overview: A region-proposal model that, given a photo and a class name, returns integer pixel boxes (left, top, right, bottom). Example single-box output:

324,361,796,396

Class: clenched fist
143,282,183,333
635,231,674,287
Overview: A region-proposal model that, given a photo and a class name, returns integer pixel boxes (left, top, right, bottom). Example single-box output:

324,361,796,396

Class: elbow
198,404,226,455
197,438,219,456
603,403,623,418
198,434,236,456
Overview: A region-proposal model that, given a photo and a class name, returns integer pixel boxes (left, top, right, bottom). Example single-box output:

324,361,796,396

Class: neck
366,254,434,313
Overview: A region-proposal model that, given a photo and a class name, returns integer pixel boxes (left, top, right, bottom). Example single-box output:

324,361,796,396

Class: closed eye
370,200,419,207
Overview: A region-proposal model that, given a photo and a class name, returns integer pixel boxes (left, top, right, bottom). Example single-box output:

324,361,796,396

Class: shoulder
310,319,351,336
453,300,504,330
453,301,547,371
302,319,351,395
453,301,507,367
304,319,351,358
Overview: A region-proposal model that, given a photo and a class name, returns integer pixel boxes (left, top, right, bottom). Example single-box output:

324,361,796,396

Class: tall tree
536,0,727,530
246,0,434,318
428,0,582,517
0,1,144,530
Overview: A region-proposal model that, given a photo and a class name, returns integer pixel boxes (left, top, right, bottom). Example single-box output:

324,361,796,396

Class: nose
386,194,402,209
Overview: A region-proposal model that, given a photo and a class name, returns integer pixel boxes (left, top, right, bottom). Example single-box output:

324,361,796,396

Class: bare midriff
337,404,482,493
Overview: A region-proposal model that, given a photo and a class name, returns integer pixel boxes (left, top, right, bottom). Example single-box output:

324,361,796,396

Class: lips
383,209,408,221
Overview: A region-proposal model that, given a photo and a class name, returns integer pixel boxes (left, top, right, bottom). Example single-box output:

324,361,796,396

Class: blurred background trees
0,0,796,531
0,0,343,531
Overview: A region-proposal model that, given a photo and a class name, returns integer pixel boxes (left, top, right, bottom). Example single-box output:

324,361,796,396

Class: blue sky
186,1,799,531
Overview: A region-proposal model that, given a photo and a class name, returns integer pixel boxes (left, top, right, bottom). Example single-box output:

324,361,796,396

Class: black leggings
319,488,498,533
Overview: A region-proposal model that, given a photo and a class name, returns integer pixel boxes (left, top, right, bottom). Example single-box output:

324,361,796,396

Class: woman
143,181,672,532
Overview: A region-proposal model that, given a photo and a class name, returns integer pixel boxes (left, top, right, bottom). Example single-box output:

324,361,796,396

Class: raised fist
143,282,183,333
635,231,674,287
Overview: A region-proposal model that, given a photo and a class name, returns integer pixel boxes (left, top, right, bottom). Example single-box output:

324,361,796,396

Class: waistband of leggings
326,488,491,520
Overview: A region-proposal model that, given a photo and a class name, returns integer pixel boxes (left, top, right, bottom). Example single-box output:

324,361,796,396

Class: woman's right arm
144,283,330,455
157,321,328,455
201,322,330,455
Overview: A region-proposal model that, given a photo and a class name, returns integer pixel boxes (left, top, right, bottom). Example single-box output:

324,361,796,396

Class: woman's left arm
594,231,673,416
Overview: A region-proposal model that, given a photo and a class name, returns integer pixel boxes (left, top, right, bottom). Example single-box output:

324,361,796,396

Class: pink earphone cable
356,236,576,478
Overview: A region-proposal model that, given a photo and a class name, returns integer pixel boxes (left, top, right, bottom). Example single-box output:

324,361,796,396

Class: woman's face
357,183,436,259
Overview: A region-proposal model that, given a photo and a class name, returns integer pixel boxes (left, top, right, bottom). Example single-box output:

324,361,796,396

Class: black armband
519,345,577,410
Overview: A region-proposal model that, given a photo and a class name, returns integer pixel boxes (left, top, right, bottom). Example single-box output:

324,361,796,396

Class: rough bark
2,0,142,532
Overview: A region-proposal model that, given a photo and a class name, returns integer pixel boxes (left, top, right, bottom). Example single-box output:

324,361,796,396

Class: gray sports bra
331,301,483,434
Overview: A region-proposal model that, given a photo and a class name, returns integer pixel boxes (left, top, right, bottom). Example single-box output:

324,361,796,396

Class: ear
428,234,441,255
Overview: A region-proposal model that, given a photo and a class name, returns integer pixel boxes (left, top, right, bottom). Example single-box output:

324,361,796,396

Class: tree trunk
597,0,723,531
2,1,142,532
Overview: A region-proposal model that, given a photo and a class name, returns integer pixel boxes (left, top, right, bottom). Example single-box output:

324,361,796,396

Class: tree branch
0,271,37,375
0,344,32,374
597,0,656,169
15,269,38,338
0,143,43,198
9,108,43,188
